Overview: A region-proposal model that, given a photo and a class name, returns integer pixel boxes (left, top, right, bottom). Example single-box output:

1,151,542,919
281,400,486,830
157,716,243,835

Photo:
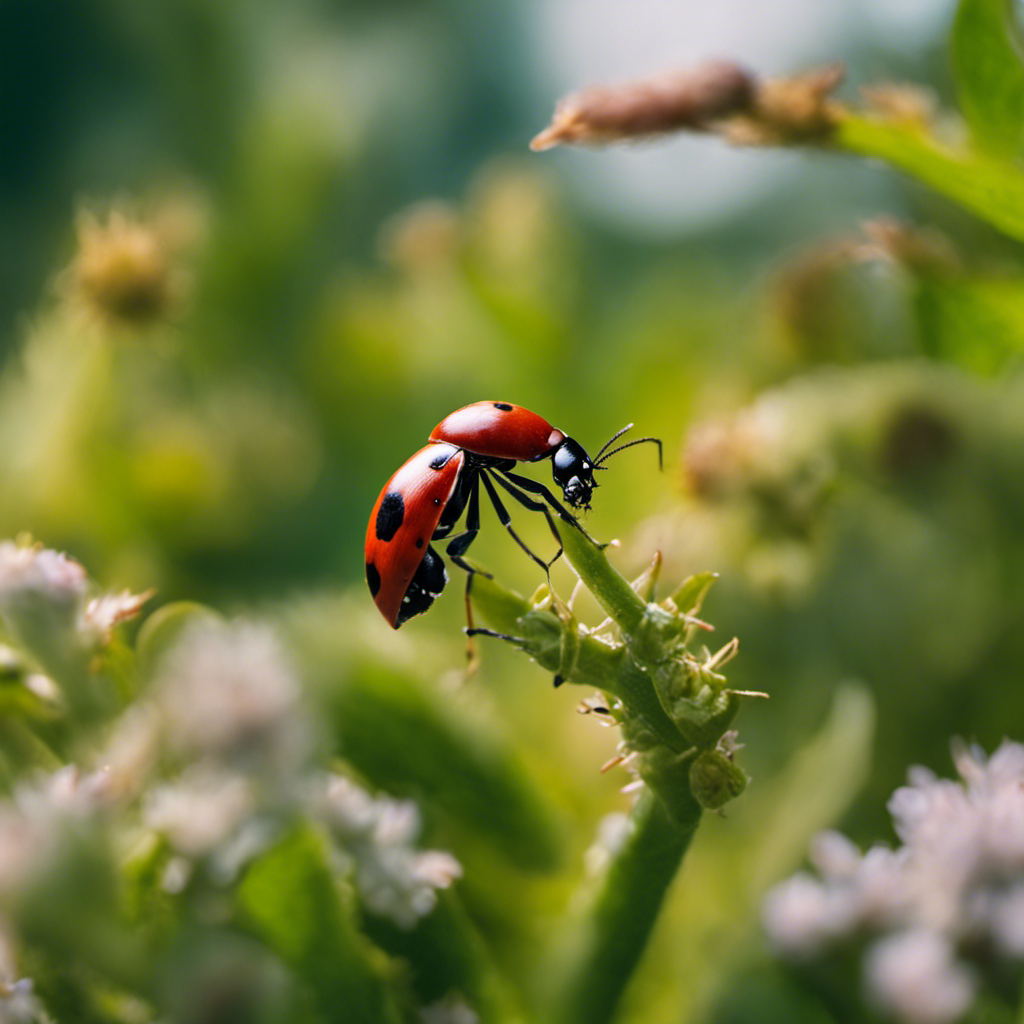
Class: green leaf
669,571,717,617
237,825,402,1024
952,0,1024,157
366,892,523,1024
331,663,565,872
134,602,222,681
836,112,1024,241
911,274,1024,373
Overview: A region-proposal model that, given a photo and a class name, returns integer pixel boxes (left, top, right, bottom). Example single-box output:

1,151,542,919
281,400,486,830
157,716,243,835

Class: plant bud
689,749,748,810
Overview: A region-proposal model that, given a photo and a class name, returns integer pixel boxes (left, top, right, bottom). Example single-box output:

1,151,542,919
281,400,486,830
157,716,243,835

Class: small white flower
809,829,862,880
972,740,1024,795
144,764,254,856
0,544,91,660
986,883,1024,957
865,929,974,1024
81,589,153,644
317,774,461,929
412,849,462,889
851,845,912,926
0,976,47,1024
765,740,1024,1023
0,544,87,609
154,619,307,771
12,766,111,823
419,993,479,1024
762,872,856,956
0,766,114,898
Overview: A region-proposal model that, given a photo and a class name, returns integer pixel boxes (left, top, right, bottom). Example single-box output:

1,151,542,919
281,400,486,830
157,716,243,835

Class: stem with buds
470,519,762,1024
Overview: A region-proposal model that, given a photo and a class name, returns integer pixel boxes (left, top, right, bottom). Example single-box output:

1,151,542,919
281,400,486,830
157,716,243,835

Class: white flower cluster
0,541,150,663
0,976,48,1024
153,618,309,773
419,993,479,1024
0,544,87,609
142,618,314,877
763,739,1024,1023
317,774,462,930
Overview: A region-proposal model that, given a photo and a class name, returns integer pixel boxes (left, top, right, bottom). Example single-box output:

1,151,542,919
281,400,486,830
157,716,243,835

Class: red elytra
430,401,565,462
366,401,662,631
365,443,465,628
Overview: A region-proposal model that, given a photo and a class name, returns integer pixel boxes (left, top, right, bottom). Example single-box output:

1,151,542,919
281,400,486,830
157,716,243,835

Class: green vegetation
3,0,1024,1021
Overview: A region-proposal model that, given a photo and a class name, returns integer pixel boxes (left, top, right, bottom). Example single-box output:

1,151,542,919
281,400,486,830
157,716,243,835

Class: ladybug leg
496,470,607,550
440,477,487,671
480,471,562,579
465,626,528,647
443,471,485,575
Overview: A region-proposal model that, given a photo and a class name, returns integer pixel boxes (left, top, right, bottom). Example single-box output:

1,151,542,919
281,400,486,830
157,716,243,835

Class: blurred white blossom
0,766,113,897
0,976,47,1024
0,544,89,662
0,929,47,1024
865,930,974,1024
419,993,479,1024
317,774,461,929
144,763,255,857
764,739,1024,1022
81,589,153,645
153,619,309,772
0,542,150,676
0,544,87,611
761,871,857,957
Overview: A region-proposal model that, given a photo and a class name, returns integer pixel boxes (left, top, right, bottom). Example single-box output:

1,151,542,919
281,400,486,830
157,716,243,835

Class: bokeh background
4,0,1024,1020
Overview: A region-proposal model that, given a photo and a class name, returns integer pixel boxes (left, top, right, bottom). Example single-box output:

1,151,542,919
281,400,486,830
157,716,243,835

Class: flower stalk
470,518,753,818
471,517,759,1024
544,787,701,1024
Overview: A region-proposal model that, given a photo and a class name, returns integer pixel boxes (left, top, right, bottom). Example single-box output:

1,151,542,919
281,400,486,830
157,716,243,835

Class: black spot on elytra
494,402,513,411
430,450,453,470
365,562,381,597
375,491,405,541
415,538,424,548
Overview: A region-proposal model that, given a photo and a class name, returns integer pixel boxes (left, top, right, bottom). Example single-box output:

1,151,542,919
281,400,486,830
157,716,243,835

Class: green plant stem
543,786,702,1024
557,521,647,635
469,574,686,753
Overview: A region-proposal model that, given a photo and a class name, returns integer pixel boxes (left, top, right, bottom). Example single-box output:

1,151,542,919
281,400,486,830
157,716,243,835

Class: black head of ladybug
551,437,598,510
551,424,665,511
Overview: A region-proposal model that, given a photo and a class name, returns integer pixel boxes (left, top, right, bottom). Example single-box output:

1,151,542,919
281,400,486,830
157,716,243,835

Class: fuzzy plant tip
471,533,759,819
531,62,843,151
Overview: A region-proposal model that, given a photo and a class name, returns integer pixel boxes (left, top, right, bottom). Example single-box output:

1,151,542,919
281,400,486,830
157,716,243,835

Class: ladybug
365,401,661,629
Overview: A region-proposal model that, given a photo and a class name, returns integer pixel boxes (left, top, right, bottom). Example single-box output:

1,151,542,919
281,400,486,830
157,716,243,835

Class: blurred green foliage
3,0,1024,1021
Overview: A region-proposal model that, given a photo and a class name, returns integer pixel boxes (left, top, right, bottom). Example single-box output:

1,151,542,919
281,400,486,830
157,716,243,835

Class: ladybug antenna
594,433,663,471
593,423,635,463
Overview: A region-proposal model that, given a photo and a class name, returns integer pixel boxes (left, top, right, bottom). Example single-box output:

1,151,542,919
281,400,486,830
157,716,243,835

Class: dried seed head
377,200,462,271
530,61,756,150
726,64,844,146
861,219,961,276
62,205,193,326
860,83,938,127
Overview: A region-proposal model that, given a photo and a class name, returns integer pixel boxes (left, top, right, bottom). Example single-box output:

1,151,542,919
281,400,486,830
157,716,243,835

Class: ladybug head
552,438,597,510
552,424,663,511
